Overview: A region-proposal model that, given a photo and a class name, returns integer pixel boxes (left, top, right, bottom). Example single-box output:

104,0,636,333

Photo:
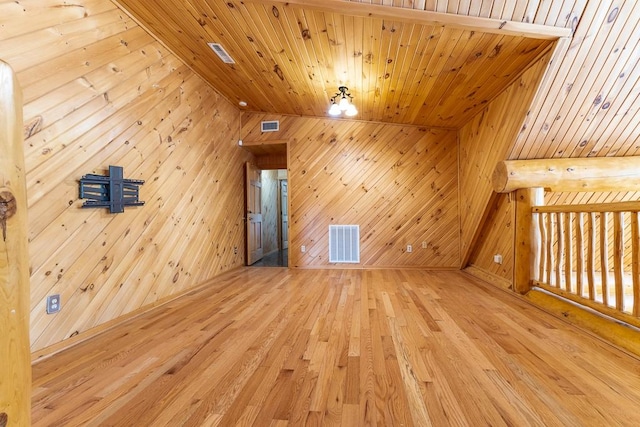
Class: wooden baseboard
31,267,244,364
292,265,459,270
463,265,512,289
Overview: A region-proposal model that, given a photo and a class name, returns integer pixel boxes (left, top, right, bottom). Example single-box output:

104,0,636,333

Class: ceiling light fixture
328,86,357,117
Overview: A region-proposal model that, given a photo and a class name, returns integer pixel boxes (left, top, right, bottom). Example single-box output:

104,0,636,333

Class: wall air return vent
329,225,360,263
207,43,235,64
261,120,280,132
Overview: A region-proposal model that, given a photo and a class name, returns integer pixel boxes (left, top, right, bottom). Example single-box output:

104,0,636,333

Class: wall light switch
493,254,503,264
301,245,306,253
46,294,61,314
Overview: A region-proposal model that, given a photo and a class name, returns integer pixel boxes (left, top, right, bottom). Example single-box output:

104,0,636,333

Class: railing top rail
533,201,640,213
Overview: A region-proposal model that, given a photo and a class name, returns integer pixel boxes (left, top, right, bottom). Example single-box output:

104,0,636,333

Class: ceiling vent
261,120,280,132
207,43,235,64
329,225,360,263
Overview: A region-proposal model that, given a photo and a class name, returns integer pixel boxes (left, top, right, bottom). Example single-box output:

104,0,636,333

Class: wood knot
0,190,17,241
0,191,16,217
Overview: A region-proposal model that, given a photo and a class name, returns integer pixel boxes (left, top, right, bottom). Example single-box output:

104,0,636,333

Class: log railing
531,202,640,326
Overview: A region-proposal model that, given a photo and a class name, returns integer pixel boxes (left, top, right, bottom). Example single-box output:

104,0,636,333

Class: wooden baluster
546,212,554,285
587,212,596,300
556,212,564,289
530,188,544,283
576,212,584,298
632,211,640,317
600,212,609,306
538,212,547,282
614,212,624,311
564,212,572,293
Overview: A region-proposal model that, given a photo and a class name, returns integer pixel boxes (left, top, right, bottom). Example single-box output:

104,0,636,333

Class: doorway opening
246,166,288,267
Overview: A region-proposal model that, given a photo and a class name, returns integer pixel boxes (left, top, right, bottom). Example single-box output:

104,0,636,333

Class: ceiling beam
247,0,573,40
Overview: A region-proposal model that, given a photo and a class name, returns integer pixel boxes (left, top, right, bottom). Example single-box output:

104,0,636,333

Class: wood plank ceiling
114,0,560,128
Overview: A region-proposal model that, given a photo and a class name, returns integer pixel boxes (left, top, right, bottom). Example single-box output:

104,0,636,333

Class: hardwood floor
32,268,640,426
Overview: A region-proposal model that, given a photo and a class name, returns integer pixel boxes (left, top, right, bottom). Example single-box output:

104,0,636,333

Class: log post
0,60,31,426
514,188,544,294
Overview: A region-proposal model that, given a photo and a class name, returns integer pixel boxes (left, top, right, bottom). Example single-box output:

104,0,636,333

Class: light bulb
345,104,358,116
328,103,342,116
338,96,350,110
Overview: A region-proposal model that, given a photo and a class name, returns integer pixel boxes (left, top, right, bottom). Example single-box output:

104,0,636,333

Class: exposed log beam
0,60,31,426
247,0,572,40
493,157,640,193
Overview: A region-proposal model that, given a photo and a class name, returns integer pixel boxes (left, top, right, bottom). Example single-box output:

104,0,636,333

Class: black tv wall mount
79,165,144,213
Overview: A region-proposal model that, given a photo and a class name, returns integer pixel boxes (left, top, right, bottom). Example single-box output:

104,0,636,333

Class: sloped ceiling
114,0,640,168
114,0,566,129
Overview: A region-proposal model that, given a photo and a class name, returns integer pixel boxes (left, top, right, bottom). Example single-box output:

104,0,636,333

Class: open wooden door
1,60,31,426
280,180,288,250
246,162,263,265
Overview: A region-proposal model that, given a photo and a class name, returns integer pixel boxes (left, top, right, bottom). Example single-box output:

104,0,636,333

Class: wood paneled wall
468,194,514,284
261,169,279,255
458,52,551,268
242,113,460,268
1,0,251,352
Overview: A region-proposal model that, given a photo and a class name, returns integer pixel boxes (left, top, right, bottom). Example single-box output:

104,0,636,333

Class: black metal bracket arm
79,165,145,213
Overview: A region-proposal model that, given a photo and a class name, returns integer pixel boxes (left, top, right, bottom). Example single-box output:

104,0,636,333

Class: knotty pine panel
347,0,586,28
261,169,280,255
512,1,640,162
468,193,514,283
115,0,554,128
241,113,460,268
458,52,551,268
1,0,252,352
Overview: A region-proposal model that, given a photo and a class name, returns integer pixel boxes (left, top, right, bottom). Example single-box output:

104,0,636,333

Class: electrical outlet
422,241,428,249
493,254,503,264
301,245,306,253
407,244,412,253
233,246,238,254
46,294,61,314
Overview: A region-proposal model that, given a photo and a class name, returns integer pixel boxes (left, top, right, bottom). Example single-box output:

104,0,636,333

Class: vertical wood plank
600,212,609,306
614,212,624,311
587,212,596,300
0,59,31,427
576,212,584,298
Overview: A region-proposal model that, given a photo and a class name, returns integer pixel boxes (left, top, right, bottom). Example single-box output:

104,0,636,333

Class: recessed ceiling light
239,101,247,107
